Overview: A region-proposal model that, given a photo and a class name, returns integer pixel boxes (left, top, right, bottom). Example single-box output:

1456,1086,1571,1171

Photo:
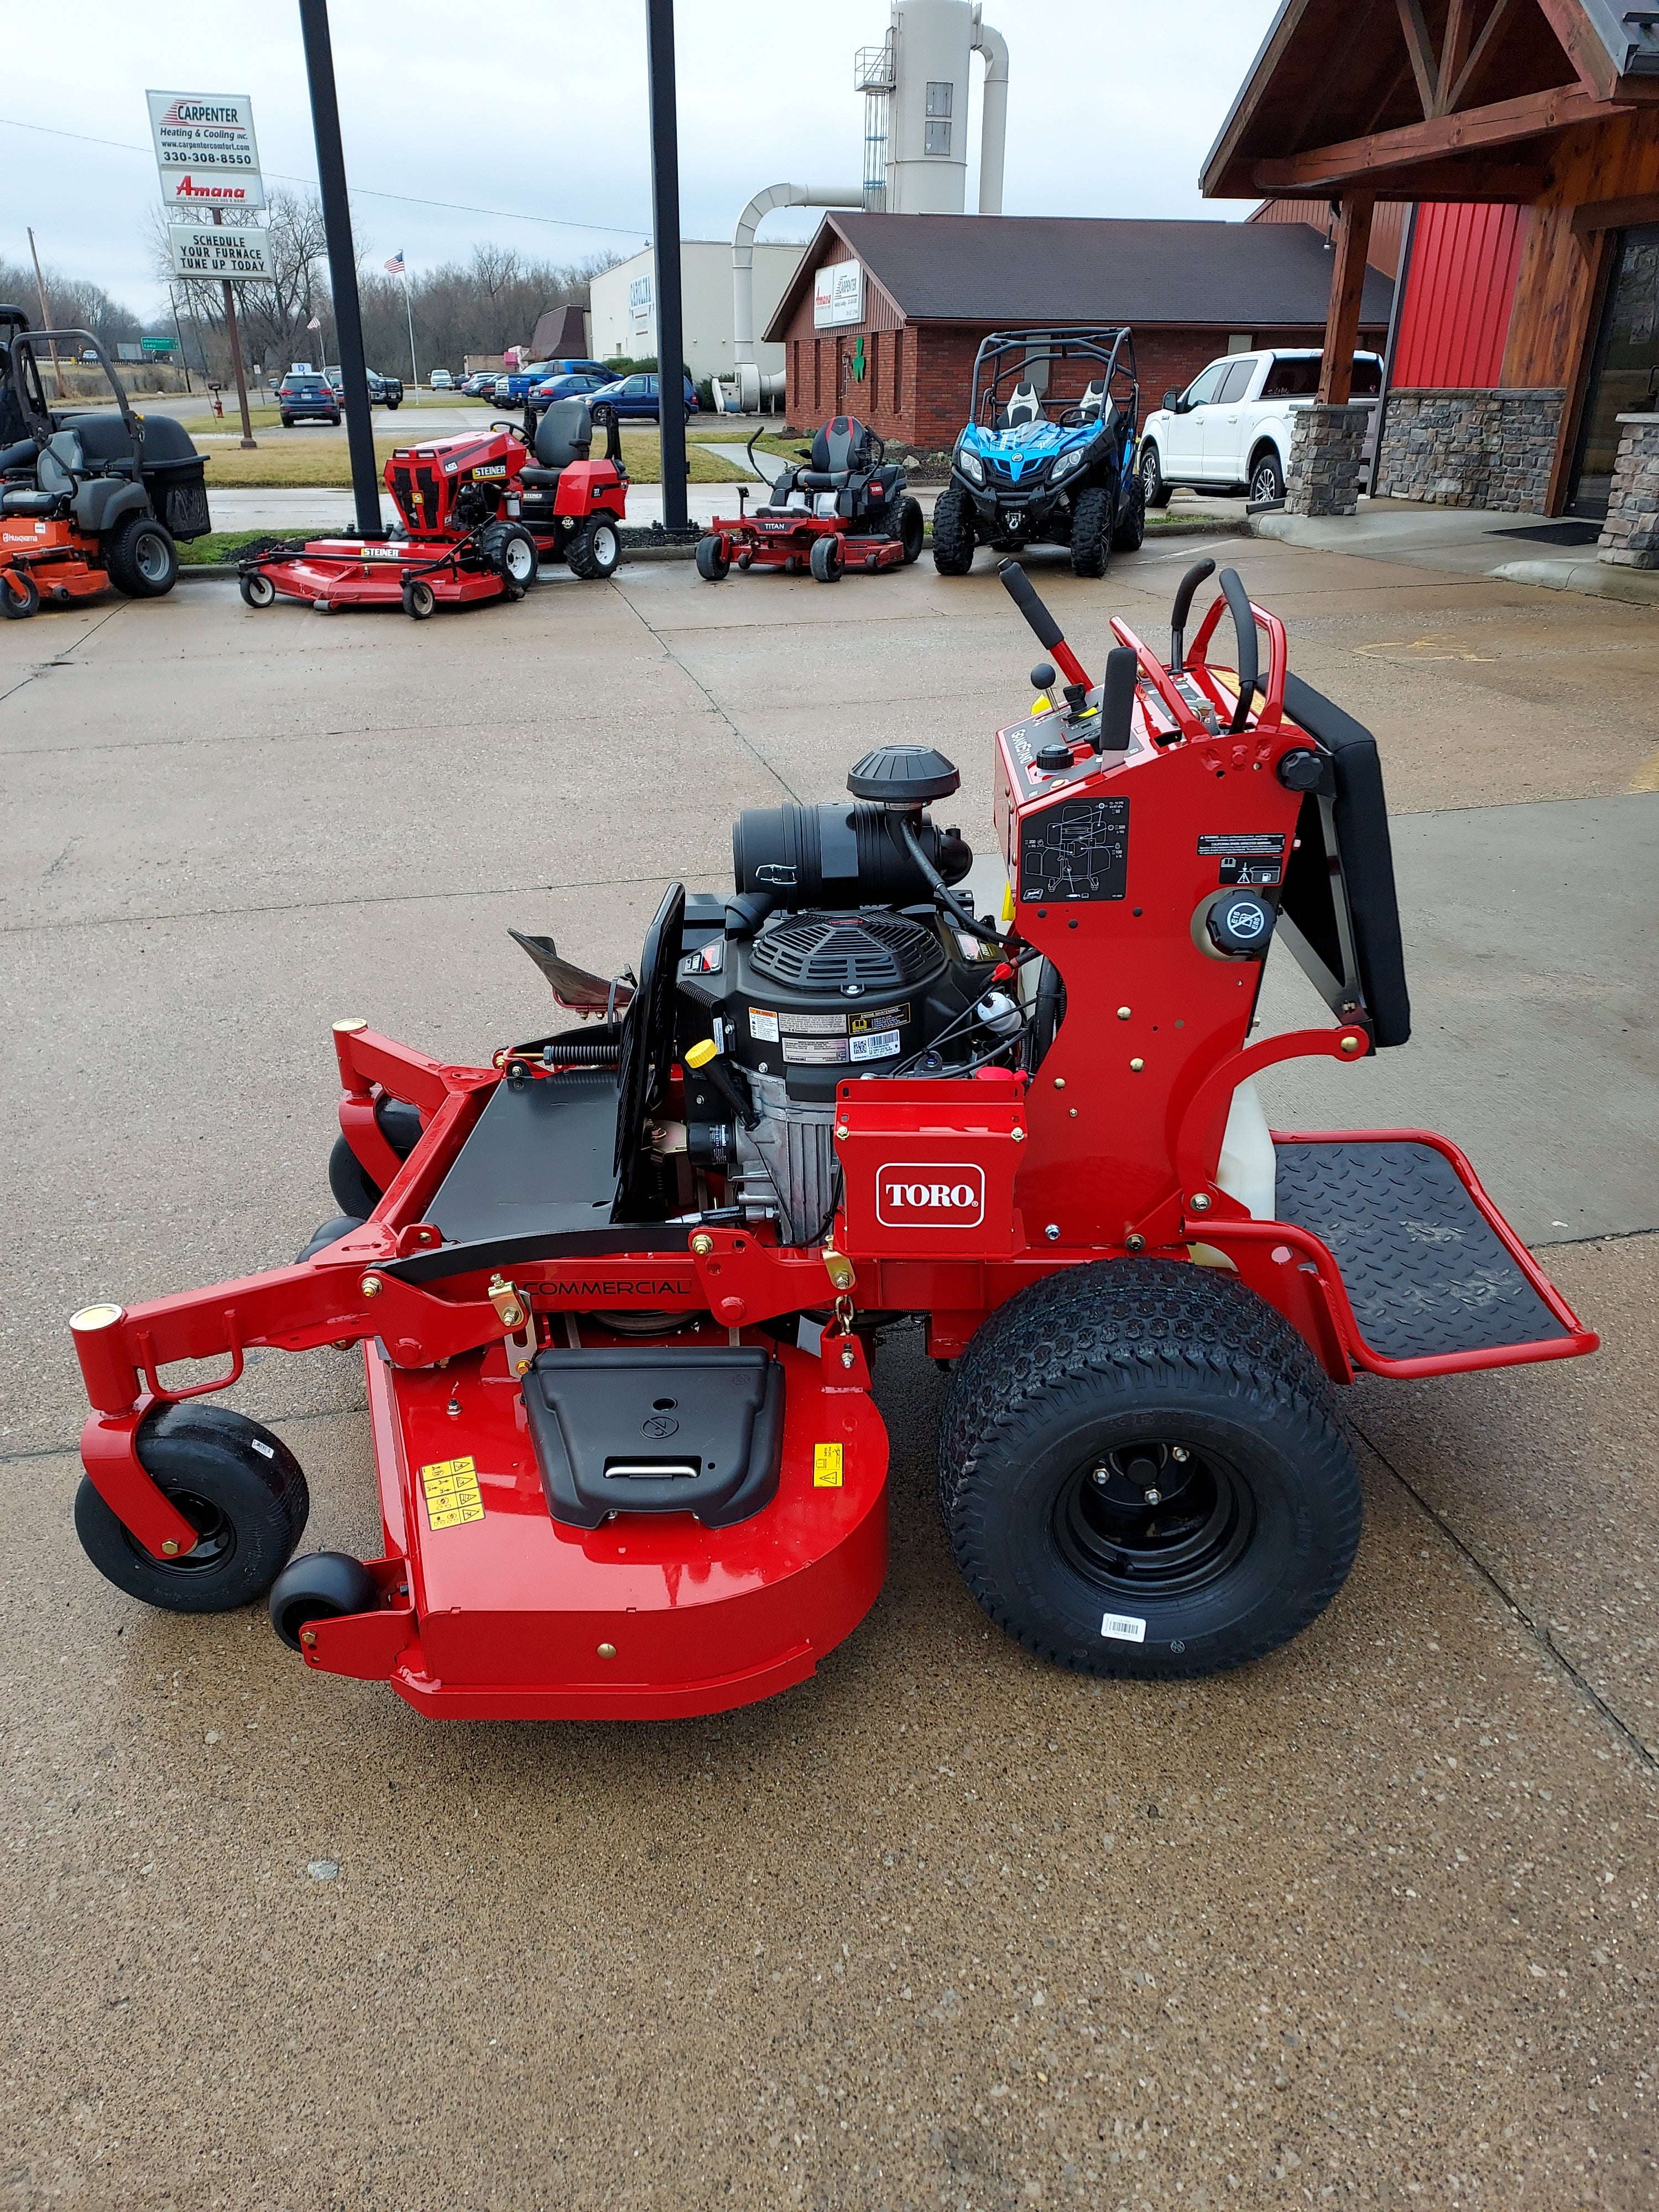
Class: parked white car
429,368,453,390
1138,349,1384,507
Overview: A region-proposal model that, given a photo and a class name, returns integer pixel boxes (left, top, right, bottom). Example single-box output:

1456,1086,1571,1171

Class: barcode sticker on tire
1101,1613,1146,1644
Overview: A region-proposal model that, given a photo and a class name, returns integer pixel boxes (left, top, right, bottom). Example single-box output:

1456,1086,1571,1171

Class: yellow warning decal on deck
813,1443,844,1489
420,1454,484,1530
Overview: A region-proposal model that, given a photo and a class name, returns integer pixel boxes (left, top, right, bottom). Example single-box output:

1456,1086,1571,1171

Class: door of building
1570,224,1659,518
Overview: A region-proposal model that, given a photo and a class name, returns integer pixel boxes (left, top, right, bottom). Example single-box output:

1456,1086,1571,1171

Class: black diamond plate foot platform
1272,1140,1572,1363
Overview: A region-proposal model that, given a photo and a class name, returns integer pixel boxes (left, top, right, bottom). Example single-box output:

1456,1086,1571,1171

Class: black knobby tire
104,516,179,599
937,1260,1362,1680
75,1402,310,1615
809,533,843,583
1249,449,1286,504
696,533,731,582
269,1551,379,1651
480,521,538,587
878,493,925,564
2,571,40,619
1111,469,1146,553
567,513,620,580
1067,486,1113,578
930,481,977,576
1140,442,1172,510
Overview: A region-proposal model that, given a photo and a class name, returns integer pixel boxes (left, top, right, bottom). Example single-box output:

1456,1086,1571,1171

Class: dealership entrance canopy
1203,0,1659,540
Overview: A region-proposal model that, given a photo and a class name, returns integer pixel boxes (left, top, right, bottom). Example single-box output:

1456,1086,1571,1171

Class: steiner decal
875,1165,985,1229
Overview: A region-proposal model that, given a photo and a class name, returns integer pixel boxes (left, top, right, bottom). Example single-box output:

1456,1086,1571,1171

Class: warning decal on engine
773,1005,908,1066
420,1454,484,1530
748,1006,781,1042
813,1443,844,1488
1197,832,1285,886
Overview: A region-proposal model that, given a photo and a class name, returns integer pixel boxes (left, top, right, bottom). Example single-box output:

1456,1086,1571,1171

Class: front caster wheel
402,578,436,619
239,571,276,608
695,533,731,582
1,571,40,618
75,1404,310,1614
938,1260,1361,1678
809,533,843,582
269,1551,380,1651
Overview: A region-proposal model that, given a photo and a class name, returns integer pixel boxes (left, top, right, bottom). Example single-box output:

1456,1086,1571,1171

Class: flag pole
403,270,418,390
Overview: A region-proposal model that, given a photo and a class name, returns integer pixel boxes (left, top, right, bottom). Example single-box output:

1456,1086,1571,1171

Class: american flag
384,250,406,275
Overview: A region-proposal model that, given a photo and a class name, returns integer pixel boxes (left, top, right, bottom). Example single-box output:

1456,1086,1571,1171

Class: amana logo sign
876,1164,985,1228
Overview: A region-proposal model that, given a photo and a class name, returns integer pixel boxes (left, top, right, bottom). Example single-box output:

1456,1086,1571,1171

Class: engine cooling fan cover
748,910,946,994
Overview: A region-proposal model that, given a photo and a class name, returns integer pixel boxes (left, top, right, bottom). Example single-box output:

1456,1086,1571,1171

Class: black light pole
646,0,688,534
298,0,382,537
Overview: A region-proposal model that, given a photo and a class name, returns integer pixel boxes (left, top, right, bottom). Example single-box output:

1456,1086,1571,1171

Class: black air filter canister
732,801,970,909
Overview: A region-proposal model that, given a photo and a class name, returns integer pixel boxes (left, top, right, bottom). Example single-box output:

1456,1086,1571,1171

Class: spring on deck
541,1039,622,1069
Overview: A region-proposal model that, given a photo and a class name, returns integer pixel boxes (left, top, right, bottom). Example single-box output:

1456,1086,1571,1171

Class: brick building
762,213,1392,451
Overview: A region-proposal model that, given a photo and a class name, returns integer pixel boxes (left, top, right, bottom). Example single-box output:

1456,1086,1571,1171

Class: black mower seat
425,1070,620,1245
521,399,593,489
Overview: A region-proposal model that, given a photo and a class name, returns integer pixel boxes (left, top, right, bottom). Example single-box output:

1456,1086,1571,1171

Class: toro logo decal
876,1164,985,1228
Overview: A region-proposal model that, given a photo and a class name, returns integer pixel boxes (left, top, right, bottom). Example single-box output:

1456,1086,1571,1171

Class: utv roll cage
968,326,1139,432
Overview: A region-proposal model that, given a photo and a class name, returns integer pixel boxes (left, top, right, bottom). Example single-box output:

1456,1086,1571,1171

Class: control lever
1218,567,1260,734
1097,645,1138,752
1168,557,1215,673
997,560,1091,690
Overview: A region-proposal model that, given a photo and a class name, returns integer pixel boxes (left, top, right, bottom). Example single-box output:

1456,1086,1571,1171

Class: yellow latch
821,1243,856,1293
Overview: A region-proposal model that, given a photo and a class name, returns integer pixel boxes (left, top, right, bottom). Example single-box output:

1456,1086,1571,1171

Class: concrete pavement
1254,498,1659,606
2,539,1656,2209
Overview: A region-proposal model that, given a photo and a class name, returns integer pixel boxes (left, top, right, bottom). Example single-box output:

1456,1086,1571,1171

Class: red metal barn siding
1394,204,1526,388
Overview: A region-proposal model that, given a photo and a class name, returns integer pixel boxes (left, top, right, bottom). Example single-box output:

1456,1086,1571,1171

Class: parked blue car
588,372,700,422
525,370,613,421
492,357,615,408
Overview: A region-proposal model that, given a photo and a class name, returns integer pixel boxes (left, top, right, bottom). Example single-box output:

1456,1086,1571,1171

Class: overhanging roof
762,213,1392,343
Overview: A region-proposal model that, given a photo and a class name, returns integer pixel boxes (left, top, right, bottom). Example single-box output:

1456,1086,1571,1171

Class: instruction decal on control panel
1197,831,1285,886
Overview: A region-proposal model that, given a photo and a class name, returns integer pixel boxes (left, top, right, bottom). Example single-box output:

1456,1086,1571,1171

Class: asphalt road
3,542,1656,2210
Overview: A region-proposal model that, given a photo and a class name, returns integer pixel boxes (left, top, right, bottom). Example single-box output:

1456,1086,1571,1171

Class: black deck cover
427,1072,619,1244
1272,1140,1568,1362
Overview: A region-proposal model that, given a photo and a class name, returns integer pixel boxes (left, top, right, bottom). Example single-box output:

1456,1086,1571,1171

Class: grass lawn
197,431,747,488
177,529,306,566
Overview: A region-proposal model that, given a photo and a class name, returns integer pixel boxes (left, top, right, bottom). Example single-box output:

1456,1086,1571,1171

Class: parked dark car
324,366,404,409
588,371,700,422
526,370,612,421
276,372,341,427
461,372,498,397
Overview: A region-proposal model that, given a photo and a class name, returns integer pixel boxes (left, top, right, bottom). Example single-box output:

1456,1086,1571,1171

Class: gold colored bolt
160,1539,180,1556
1117,1006,1132,1021
500,1304,521,1327
834,1123,850,1140
690,1233,714,1257
301,1628,318,1648
1190,1193,1212,1213
1340,1035,1362,1054
1126,1234,1146,1253
1130,1057,1145,1072
361,1274,383,1298
1053,1076,1066,1090
332,1018,368,1035
597,1642,617,1661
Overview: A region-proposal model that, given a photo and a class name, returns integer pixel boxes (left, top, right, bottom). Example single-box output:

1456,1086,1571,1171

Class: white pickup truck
1138,348,1383,507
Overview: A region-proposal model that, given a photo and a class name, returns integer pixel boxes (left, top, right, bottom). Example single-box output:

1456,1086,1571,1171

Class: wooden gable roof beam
1254,81,1627,189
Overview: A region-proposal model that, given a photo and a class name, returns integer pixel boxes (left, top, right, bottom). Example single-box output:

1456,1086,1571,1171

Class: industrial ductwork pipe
972,7,1008,216
732,182,863,411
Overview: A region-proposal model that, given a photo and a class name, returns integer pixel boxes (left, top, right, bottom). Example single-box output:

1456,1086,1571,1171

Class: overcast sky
3,0,1279,314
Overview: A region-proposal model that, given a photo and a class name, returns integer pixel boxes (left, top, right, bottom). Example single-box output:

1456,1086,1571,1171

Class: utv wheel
1111,470,1146,553
931,481,977,576
1140,442,1172,510
1067,486,1113,579
938,1260,1362,1679
1249,450,1286,504
1,571,40,619
402,578,436,620
567,514,620,580
880,493,925,564
239,571,276,608
105,517,179,599
696,534,731,582
809,533,843,582
269,1551,380,1651
75,1403,310,1615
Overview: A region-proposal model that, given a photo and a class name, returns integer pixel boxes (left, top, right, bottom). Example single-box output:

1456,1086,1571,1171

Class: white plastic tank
886,0,973,215
1192,1077,1278,1268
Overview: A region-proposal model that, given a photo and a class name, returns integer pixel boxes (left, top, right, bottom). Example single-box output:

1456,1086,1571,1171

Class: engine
673,747,1024,1244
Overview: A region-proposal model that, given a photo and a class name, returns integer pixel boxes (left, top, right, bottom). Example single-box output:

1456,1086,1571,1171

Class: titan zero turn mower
697,417,925,584
68,560,1595,1718
236,398,627,618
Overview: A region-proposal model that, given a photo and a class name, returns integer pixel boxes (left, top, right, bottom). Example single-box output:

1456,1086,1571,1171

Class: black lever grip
1168,557,1215,672
1098,645,1138,753
1218,567,1259,733
997,558,1065,653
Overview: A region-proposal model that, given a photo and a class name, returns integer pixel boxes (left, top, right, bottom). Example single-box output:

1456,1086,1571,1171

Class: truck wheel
1249,450,1285,504
269,1551,380,1651
1,571,40,618
104,517,179,599
1110,471,1146,553
239,572,276,608
809,533,844,582
931,481,977,576
75,1403,310,1614
1067,487,1112,578
567,515,620,580
1139,443,1172,509
696,534,731,582
937,1260,1362,1679
385,398,401,411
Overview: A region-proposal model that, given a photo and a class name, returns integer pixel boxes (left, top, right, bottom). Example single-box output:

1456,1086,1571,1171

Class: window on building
926,80,953,116
925,119,952,155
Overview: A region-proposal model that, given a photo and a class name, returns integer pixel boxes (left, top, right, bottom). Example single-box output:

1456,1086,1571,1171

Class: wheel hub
1055,1439,1253,1599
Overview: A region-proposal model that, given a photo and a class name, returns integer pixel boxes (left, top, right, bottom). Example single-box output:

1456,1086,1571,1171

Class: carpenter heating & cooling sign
813,261,864,330
147,91,265,209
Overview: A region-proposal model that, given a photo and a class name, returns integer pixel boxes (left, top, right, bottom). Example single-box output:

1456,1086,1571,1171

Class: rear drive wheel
75,1403,310,1614
1249,449,1286,504
402,578,436,620
931,481,977,576
104,516,179,598
879,493,925,564
696,533,731,582
938,1260,1362,1678
1140,441,1172,509
567,514,620,580
809,533,844,583
1111,469,1146,553
1067,486,1112,578
1,571,40,618
269,1551,380,1651
239,571,276,608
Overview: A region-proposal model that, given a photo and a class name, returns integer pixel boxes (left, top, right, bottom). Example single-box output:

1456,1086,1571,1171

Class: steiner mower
236,398,627,619
66,559,1596,1719
696,418,924,583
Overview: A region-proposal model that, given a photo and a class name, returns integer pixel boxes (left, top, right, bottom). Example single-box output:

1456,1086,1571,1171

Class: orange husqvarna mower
66,559,1595,1718
237,398,627,618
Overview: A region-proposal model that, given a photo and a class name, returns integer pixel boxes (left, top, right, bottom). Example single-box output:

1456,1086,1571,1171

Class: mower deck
305,1331,889,1720
254,535,505,611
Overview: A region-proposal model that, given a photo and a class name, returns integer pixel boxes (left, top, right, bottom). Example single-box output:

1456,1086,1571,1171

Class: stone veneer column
1598,413,1659,568
1374,389,1564,510
1284,403,1370,517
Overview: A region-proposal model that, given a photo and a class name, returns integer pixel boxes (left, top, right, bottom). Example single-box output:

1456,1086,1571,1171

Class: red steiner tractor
66,560,1595,1718
696,417,924,583
238,398,627,618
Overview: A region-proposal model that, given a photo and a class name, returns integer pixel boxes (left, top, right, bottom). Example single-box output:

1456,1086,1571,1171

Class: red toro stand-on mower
237,399,627,619
66,558,1596,1718
697,418,924,583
